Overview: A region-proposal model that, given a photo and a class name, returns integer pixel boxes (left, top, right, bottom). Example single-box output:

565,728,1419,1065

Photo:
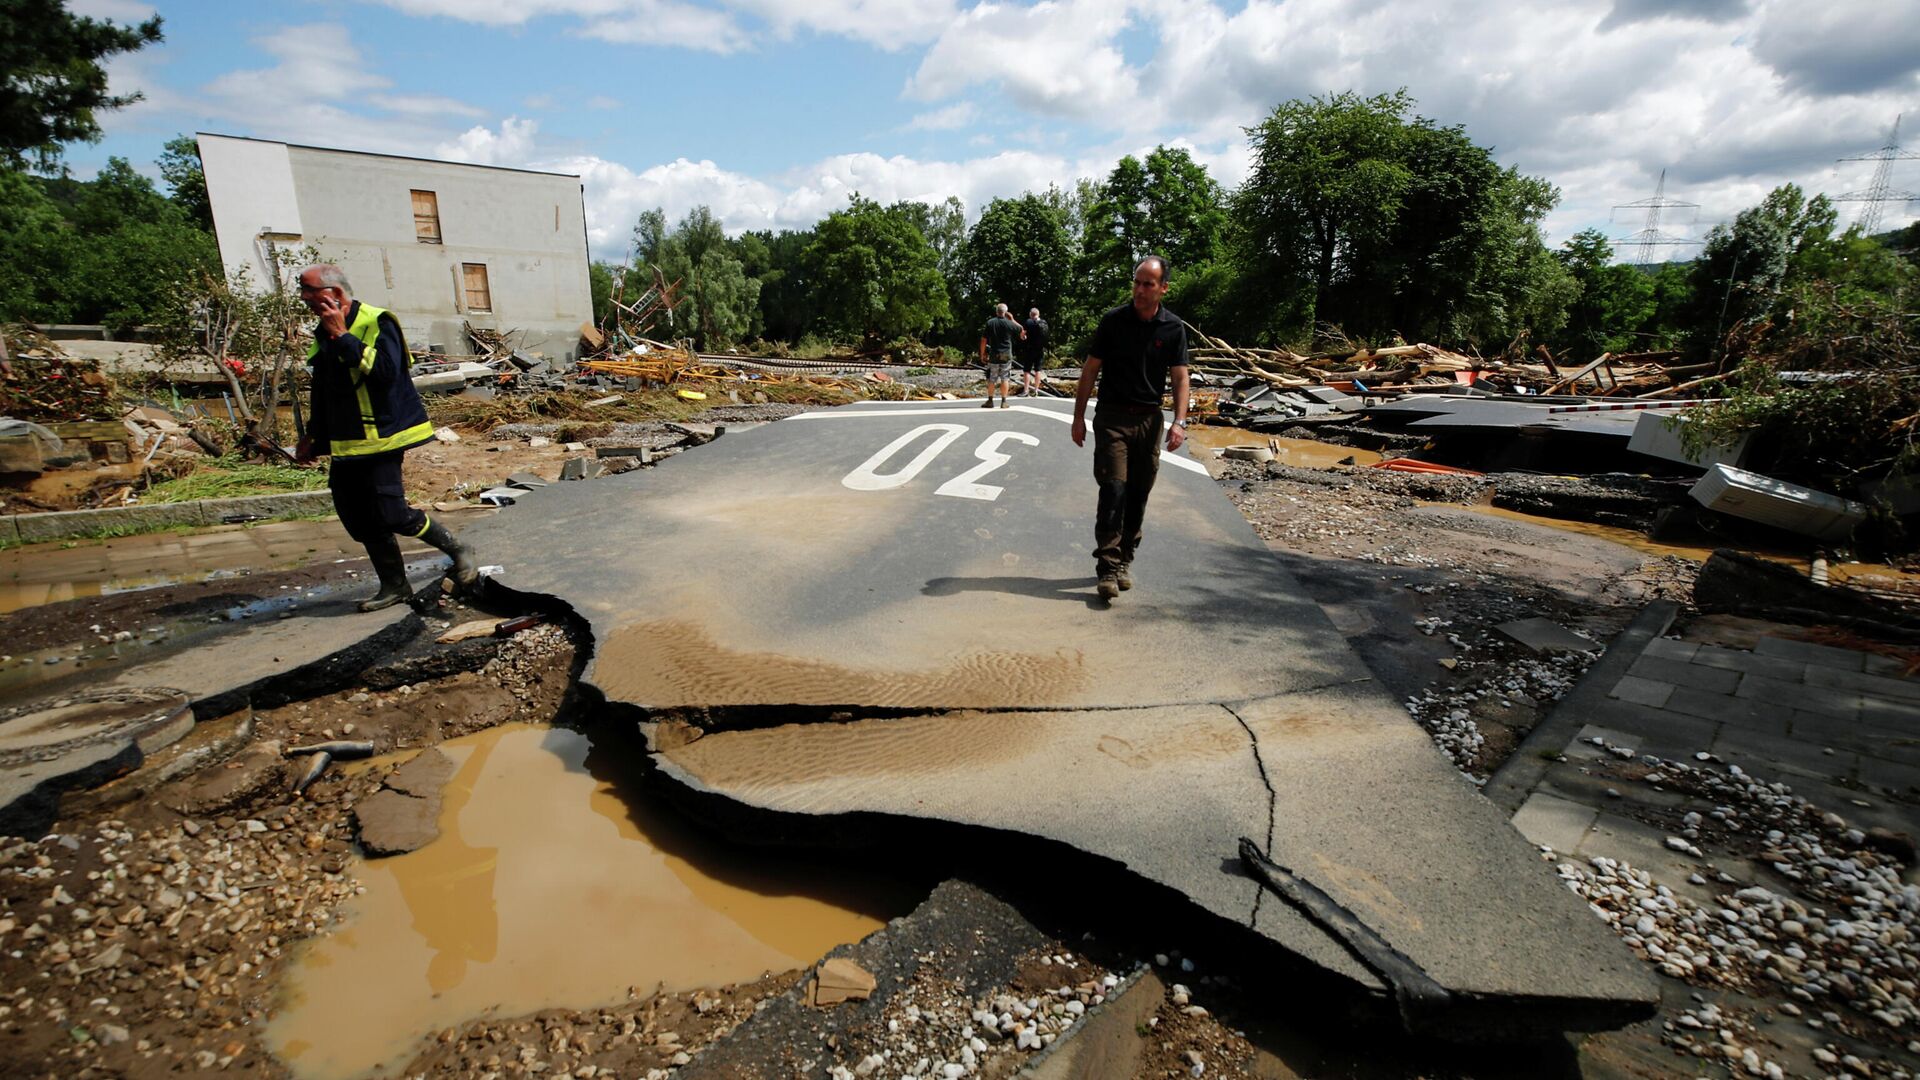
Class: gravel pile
1551,738,1920,1073
821,950,1120,1080
0,811,362,1074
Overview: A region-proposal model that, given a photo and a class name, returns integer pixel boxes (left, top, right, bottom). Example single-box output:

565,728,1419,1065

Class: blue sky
74,0,1920,262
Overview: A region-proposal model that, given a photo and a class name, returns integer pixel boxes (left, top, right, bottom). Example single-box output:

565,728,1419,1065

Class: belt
1098,401,1163,415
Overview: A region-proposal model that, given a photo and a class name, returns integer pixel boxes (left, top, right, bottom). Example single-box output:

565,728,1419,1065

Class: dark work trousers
328,450,427,545
1091,406,1163,574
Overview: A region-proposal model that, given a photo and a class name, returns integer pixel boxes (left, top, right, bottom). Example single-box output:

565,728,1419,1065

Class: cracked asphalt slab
461,398,1661,1035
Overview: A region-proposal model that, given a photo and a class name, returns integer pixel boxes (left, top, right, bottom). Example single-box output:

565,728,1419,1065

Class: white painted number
840,424,1036,502
935,431,1040,501
841,423,968,491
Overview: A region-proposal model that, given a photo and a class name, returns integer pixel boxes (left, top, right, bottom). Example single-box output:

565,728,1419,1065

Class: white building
197,133,592,361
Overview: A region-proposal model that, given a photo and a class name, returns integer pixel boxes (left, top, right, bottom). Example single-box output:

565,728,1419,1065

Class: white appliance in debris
1689,464,1866,541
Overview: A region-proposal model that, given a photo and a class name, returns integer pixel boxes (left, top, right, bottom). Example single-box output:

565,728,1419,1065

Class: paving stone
1628,654,1742,694
1659,687,1790,735
1733,673,1860,721
1608,674,1676,708
1754,636,1868,672
1709,728,1863,788
1577,810,1709,883
1641,637,1699,662
1511,791,1599,853
1857,693,1920,732
1803,663,1920,704
1689,645,1806,681
1851,754,1920,801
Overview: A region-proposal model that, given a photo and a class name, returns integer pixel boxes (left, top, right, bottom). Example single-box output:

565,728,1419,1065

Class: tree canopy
1,0,163,170
805,196,950,342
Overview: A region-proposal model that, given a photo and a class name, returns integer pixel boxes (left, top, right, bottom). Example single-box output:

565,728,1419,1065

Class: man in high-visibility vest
294,263,479,611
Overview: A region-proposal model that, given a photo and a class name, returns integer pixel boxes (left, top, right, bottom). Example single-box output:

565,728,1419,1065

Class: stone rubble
1550,737,1920,1075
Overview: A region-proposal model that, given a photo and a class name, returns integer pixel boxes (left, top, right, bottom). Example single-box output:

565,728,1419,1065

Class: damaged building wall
197,133,592,362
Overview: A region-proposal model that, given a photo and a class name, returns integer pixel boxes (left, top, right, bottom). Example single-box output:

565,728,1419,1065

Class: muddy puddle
1186,425,1383,468
266,724,914,1079
1440,501,1814,565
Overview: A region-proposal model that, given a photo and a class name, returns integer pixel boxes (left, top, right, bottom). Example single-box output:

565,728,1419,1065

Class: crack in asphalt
1221,702,1279,927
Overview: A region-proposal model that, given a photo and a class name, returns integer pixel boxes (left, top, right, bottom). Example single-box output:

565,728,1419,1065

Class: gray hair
1029,308,1040,319
994,303,1009,316
1134,255,1170,283
303,263,353,296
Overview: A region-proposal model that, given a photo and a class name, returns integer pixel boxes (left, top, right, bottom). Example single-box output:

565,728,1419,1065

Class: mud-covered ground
0,407,1903,1079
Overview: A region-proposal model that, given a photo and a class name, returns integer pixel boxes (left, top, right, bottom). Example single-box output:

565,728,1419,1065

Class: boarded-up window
412,190,441,244
462,263,492,312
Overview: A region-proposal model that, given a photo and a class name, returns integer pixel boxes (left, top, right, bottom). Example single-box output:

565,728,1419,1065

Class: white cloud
906,102,978,130
580,1,753,52
586,95,623,110
437,117,542,166
731,0,958,49
908,0,1138,117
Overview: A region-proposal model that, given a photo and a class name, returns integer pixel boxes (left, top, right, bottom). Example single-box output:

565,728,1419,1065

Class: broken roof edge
193,132,584,181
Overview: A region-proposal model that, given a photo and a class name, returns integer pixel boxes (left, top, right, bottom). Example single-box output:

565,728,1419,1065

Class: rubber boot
421,520,481,590
358,536,413,612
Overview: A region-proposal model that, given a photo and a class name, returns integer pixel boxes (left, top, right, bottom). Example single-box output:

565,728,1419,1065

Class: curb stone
7,490,335,544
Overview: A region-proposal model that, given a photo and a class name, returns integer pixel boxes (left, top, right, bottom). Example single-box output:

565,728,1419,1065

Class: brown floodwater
1185,425,1383,469
0,519,408,615
265,724,911,1080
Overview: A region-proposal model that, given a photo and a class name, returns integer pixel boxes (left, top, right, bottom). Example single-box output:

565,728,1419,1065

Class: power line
1612,169,1701,266
1834,114,1920,235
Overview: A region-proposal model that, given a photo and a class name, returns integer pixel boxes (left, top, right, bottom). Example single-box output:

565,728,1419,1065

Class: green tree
627,206,760,348
1682,184,1837,358
1074,148,1228,321
157,134,211,228
956,193,1070,336
1553,229,1655,359
1230,90,1570,346
588,261,616,325
1,0,163,169
805,195,949,342
0,168,80,322
739,227,814,343
1235,90,1415,337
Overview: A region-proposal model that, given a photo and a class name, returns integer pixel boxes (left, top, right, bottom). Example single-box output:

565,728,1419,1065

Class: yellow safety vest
306,303,435,458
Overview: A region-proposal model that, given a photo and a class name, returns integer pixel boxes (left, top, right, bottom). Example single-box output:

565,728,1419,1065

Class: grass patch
143,456,328,503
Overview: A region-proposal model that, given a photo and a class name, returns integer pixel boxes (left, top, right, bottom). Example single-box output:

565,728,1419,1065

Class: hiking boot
999,399,1009,408
980,398,994,408
1115,563,1133,591
1097,572,1120,601
420,519,481,590
358,537,412,612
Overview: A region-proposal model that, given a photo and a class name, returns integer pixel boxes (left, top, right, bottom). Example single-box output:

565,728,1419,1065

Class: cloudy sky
73,0,1920,262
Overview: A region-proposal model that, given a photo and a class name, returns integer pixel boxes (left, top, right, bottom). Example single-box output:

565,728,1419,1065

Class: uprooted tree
150,244,324,457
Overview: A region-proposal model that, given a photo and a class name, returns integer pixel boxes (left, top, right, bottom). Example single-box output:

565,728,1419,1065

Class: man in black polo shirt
1016,307,1048,396
1070,255,1189,602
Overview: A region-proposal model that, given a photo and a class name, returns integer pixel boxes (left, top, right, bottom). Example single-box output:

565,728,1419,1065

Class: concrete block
1608,675,1676,708
210,491,335,522
1710,728,1862,787
1641,637,1699,662
1511,791,1598,853
1734,673,1859,722
1755,636,1868,672
13,502,204,543
1856,694,1920,732
1629,654,1742,694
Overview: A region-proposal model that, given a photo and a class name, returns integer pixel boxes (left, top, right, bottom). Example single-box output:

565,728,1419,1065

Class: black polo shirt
984,316,1021,355
1089,301,1187,408
1020,316,1048,362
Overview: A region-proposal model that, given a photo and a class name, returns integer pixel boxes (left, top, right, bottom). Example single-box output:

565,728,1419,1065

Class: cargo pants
1091,405,1163,575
